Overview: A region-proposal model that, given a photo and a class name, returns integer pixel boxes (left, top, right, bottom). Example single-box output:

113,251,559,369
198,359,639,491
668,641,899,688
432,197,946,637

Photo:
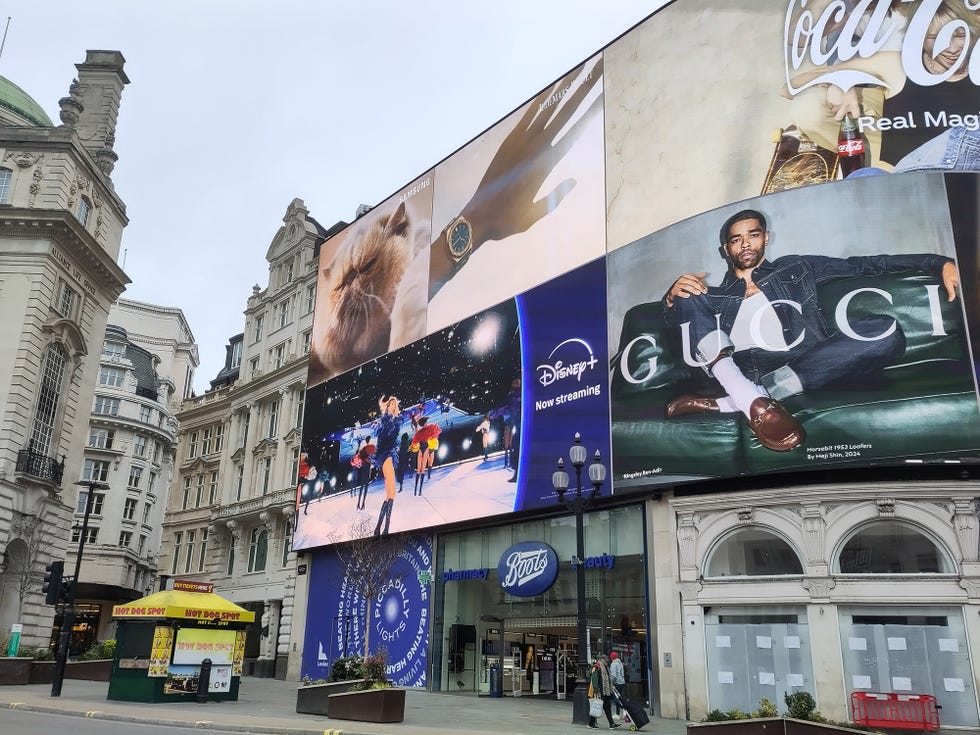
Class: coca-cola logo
496,541,559,597
838,139,865,155
784,0,980,96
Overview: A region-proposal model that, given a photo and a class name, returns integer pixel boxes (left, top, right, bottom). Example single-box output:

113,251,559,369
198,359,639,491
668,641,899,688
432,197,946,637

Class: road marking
85,710,102,717
194,721,213,728
8,703,23,709
325,729,343,735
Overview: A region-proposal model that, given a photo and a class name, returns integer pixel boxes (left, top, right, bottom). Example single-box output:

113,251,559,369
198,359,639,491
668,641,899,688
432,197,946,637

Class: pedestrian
588,654,621,729
609,651,626,718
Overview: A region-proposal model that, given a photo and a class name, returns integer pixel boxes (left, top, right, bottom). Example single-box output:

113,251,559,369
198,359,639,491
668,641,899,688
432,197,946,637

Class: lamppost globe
549,434,606,724
569,432,587,469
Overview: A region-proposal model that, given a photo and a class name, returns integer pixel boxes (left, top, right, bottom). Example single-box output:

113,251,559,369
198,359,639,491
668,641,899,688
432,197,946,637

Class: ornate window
77,196,91,227
837,521,953,574
30,343,68,455
705,528,804,578
248,527,268,572
0,167,11,203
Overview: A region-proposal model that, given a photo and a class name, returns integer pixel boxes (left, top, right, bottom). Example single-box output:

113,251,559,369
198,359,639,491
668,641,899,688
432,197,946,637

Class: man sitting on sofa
663,208,959,452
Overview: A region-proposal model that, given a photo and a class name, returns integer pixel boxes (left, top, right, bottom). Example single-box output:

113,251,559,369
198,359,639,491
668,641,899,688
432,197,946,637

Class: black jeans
589,694,615,727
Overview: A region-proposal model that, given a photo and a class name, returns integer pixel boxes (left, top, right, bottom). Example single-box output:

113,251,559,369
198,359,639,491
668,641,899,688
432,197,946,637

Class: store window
433,506,647,702
704,528,803,578
837,521,954,574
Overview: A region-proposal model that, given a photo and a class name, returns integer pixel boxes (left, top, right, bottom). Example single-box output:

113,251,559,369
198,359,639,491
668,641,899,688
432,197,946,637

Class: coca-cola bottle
837,113,866,178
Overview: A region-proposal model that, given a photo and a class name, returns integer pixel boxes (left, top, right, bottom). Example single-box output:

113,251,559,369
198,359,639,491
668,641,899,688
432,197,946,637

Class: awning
111,589,255,623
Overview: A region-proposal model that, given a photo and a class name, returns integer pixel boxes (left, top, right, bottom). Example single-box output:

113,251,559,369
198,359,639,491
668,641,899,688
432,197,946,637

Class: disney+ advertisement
294,258,610,550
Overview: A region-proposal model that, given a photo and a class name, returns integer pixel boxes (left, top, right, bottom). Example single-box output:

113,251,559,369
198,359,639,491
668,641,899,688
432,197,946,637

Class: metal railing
16,448,65,486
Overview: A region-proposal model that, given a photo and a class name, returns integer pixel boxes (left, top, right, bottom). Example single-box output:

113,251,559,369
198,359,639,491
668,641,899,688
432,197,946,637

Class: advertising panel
301,536,431,687
295,258,609,549
604,0,980,250
427,55,606,333
308,173,434,388
172,628,237,665
608,171,980,486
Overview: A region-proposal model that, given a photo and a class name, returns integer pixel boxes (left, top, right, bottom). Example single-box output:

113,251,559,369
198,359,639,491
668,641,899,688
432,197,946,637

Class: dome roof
0,75,53,127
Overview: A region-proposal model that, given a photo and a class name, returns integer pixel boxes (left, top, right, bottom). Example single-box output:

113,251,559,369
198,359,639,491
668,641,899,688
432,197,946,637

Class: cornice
0,208,129,300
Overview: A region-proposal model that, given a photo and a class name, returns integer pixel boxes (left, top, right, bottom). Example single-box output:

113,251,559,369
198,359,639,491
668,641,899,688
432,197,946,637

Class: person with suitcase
609,652,626,718
588,655,622,729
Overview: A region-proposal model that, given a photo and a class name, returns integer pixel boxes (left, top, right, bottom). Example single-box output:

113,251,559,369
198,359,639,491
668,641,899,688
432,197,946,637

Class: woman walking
587,655,621,730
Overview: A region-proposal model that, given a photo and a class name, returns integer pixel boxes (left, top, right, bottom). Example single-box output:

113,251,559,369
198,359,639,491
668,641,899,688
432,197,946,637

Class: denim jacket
666,253,951,356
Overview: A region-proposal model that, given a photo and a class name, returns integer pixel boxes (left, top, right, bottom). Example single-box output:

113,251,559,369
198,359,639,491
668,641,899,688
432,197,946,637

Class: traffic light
42,560,64,606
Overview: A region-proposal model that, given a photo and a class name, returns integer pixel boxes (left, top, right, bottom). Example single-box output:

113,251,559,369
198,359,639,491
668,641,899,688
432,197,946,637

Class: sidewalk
0,677,691,735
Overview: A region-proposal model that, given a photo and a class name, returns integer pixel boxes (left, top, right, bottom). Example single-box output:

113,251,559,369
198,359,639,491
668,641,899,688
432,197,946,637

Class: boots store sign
497,542,559,597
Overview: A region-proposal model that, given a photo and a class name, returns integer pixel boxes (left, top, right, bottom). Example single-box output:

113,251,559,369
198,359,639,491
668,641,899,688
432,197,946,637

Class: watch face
448,218,472,260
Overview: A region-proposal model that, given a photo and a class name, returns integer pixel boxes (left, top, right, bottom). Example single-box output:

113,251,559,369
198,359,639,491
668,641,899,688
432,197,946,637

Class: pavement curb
3,701,342,735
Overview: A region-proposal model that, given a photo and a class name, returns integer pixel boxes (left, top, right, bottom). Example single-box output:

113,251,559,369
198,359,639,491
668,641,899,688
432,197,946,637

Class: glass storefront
432,504,648,703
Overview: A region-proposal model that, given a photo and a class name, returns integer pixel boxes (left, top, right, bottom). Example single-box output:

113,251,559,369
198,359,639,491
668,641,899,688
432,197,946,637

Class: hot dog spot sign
112,581,255,623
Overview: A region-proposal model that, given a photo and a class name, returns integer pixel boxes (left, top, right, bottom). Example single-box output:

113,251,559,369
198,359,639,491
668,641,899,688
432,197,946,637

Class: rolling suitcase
615,691,650,731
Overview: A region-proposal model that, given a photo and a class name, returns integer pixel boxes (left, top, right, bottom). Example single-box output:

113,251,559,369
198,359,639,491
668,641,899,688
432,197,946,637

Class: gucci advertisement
607,171,980,486
294,259,610,550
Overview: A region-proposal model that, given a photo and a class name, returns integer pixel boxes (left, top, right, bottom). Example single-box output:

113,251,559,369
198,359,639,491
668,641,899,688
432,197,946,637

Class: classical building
0,51,131,647
161,199,340,677
57,299,197,651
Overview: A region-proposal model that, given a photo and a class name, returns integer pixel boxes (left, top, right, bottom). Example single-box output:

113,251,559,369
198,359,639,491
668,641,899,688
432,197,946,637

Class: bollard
196,658,212,704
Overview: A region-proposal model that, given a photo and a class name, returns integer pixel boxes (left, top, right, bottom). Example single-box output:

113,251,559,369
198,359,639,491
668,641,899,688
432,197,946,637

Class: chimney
72,50,129,175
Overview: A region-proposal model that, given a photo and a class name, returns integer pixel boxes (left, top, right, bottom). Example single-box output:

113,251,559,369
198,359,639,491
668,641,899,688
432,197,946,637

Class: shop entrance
434,506,649,705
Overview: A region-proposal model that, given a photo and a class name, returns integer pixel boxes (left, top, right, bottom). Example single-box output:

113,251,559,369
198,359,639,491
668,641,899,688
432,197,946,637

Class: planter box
0,657,33,685
326,687,406,723
29,659,112,684
295,679,366,715
689,718,870,735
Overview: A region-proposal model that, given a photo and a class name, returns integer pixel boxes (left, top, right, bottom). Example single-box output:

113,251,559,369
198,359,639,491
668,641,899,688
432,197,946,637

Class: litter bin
489,663,503,698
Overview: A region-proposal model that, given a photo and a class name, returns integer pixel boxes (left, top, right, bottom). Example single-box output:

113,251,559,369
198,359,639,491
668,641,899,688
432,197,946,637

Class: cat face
314,202,412,378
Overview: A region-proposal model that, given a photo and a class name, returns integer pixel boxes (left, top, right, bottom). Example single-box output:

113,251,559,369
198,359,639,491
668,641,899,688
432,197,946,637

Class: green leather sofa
610,272,980,485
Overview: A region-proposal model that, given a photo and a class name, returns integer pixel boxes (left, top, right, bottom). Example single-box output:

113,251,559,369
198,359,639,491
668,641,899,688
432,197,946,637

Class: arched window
30,343,68,456
248,527,268,572
705,527,804,578
0,167,12,203
838,521,953,573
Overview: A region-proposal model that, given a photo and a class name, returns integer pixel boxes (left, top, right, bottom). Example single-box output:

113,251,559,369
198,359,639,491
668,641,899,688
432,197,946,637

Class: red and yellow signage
112,589,254,623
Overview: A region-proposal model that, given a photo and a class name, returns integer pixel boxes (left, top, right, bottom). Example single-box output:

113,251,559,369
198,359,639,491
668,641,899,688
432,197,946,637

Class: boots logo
497,542,559,597
536,338,599,387
784,0,980,96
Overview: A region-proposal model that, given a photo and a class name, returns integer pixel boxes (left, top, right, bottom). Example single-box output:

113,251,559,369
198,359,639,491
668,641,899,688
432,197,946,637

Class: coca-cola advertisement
607,171,980,486
603,0,980,250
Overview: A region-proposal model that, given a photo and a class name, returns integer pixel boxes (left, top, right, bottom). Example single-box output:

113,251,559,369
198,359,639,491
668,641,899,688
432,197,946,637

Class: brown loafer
666,395,720,418
748,397,805,451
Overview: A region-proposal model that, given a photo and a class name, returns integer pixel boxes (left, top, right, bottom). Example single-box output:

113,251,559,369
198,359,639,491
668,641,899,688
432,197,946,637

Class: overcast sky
5,0,664,392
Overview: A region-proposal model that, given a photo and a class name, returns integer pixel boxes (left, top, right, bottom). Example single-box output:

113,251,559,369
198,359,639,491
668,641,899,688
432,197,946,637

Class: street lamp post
551,432,606,724
51,479,108,697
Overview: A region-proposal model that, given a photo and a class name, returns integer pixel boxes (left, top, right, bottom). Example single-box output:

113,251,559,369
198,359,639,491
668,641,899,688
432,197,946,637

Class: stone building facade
0,51,131,647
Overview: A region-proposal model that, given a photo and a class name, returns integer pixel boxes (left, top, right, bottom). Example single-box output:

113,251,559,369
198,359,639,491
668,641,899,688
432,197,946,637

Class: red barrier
850,692,940,731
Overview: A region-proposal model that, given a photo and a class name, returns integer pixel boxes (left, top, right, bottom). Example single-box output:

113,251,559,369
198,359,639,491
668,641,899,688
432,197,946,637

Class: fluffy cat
310,201,426,386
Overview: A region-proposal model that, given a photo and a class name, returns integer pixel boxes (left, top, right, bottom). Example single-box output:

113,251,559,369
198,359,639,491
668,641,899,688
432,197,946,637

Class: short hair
720,209,767,245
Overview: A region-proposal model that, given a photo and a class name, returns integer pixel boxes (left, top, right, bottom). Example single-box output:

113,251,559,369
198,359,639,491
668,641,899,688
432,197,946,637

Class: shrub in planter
328,655,364,683
78,639,116,661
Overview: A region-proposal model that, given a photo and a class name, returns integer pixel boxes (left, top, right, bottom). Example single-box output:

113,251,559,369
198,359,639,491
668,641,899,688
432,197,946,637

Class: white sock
711,357,766,416
715,395,737,413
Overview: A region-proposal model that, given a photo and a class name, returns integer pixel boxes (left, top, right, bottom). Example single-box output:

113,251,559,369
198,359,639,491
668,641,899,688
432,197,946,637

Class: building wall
0,51,130,648
664,482,980,724
162,199,321,677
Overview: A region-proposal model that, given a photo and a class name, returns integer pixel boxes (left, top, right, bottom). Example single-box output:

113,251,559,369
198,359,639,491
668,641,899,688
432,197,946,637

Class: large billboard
295,259,609,551
608,172,980,485
299,0,980,547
